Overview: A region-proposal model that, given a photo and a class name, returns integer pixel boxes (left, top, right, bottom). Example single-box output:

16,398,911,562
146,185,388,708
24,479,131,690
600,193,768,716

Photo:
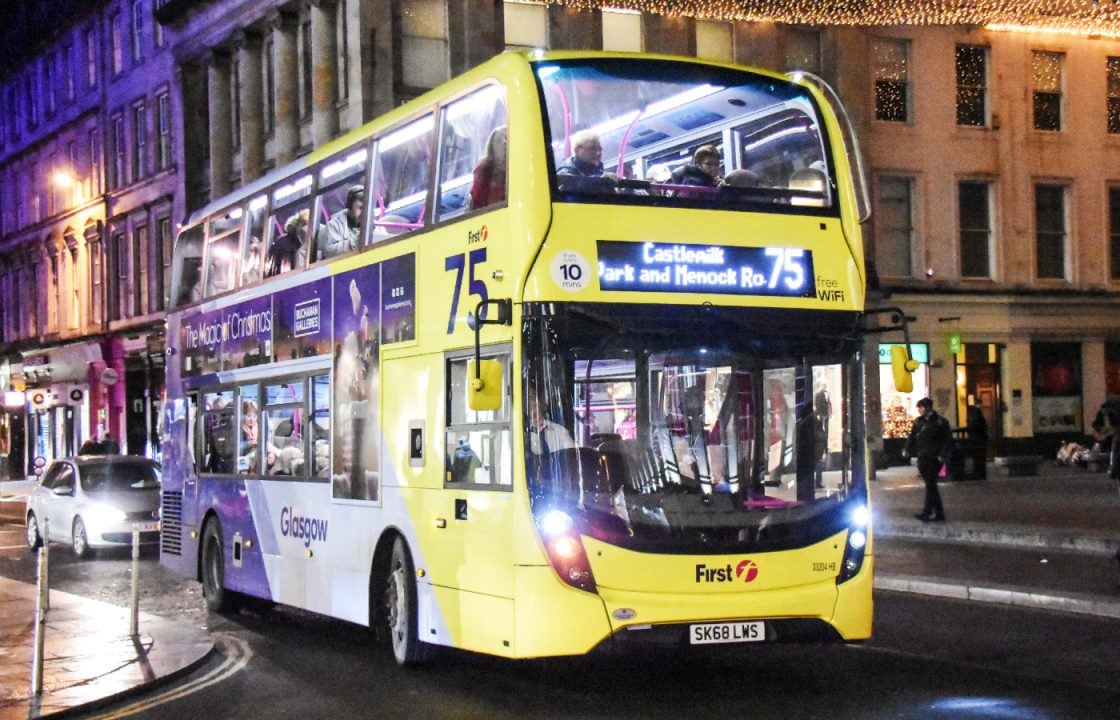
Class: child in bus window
265,209,309,277
469,126,507,210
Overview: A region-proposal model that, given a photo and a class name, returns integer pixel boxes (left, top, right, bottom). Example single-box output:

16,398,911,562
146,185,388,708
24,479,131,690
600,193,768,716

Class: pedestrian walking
904,397,952,522
1089,397,1120,575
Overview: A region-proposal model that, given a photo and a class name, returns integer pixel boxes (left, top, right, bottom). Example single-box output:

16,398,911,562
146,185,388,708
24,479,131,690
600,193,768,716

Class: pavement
0,480,214,719
872,462,1120,620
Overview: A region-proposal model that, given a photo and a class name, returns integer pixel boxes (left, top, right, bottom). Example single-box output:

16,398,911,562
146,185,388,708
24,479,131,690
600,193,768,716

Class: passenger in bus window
527,383,575,457
239,399,259,474
317,185,365,260
555,130,617,194
451,436,482,483
469,126,507,209
671,145,722,193
242,236,263,285
265,209,309,277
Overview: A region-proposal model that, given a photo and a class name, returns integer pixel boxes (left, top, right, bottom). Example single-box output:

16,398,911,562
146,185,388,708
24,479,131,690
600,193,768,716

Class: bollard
129,526,140,638
30,534,48,695
42,517,49,611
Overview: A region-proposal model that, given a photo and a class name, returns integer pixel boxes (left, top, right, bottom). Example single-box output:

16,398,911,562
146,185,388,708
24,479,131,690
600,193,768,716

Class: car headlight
87,504,127,525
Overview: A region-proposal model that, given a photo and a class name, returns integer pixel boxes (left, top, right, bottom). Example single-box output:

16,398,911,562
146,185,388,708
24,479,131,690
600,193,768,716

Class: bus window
266,175,313,278
201,389,235,475
241,195,268,286
186,392,198,472
534,58,835,213
168,225,204,308
313,148,368,262
437,85,507,221
310,375,330,478
238,384,260,475
371,114,433,241
445,354,511,487
264,379,306,477
204,207,244,298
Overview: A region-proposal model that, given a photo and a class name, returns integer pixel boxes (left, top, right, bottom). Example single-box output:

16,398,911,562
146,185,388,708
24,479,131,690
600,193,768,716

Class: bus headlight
536,510,597,593
539,510,573,537
849,530,866,550
851,505,869,528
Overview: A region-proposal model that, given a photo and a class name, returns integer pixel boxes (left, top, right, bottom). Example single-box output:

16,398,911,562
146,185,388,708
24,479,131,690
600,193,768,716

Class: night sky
0,0,94,81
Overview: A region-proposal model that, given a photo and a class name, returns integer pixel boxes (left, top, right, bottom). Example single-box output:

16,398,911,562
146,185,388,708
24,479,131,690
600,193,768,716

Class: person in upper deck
555,130,617,194
469,126,508,209
671,145,723,188
316,185,365,260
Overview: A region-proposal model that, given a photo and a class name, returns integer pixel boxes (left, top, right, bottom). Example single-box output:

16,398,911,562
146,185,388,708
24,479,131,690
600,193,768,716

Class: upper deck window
169,225,204,309
241,194,268,286
313,148,368,262
534,59,835,214
266,175,314,278
204,207,244,298
371,115,433,241
437,84,508,221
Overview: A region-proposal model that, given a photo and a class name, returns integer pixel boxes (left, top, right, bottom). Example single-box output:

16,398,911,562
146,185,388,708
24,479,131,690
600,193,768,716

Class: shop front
879,342,930,464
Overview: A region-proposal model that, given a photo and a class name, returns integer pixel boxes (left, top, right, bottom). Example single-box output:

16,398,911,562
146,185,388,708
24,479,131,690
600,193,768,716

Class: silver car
26,456,161,558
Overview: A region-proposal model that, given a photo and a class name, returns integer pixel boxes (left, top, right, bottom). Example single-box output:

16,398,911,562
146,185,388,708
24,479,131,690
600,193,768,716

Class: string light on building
545,1,1120,38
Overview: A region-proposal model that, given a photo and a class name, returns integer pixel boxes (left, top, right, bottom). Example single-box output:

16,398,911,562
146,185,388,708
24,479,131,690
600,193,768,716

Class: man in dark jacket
905,397,952,522
555,130,617,195
1090,398,1120,575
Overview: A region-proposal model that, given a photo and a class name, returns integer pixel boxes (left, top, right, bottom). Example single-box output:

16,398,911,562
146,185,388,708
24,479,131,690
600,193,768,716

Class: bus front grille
161,491,183,556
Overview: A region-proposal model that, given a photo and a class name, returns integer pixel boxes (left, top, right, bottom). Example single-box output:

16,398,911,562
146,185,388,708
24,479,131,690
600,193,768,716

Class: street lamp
52,170,76,188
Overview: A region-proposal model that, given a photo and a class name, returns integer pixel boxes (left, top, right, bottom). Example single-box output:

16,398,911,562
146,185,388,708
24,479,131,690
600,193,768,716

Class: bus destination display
597,240,815,298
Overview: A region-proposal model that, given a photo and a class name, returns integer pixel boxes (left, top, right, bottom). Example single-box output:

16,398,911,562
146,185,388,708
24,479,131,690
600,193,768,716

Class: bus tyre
26,512,42,551
201,520,240,614
72,517,92,559
383,537,431,665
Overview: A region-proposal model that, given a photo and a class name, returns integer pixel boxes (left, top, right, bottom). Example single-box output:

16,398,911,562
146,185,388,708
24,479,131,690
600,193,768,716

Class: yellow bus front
501,54,872,656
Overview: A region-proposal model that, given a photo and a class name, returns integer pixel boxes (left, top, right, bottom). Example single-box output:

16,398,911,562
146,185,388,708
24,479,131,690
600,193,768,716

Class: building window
956,45,988,127
85,26,98,88
45,56,56,116
114,231,129,319
1109,187,1120,281
264,35,275,135
110,11,124,75
504,1,548,50
133,224,148,316
231,56,241,150
112,114,126,189
959,181,993,278
398,0,450,89
299,19,312,118
336,0,349,101
132,102,147,181
1032,50,1063,131
1035,184,1067,279
695,20,733,61
153,0,165,47
156,92,171,170
27,72,39,128
131,0,145,62
70,247,80,329
90,240,102,324
875,177,914,278
89,127,102,195
49,255,60,332
65,42,76,101
870,37,909,123
155,217,172,309
1108,57,1120,134
785,28,821,75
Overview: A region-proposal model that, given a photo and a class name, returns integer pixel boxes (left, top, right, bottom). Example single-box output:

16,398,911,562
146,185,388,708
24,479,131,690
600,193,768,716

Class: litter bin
947,429,983,481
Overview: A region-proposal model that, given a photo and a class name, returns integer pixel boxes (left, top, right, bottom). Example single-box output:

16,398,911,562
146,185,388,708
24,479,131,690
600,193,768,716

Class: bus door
427,349,516,650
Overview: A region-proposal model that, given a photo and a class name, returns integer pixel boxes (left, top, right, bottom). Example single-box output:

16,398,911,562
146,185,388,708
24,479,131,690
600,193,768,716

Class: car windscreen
79,462,161,493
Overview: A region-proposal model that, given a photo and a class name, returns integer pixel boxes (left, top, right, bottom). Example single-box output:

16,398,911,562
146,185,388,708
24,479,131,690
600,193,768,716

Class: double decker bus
161,50,892,663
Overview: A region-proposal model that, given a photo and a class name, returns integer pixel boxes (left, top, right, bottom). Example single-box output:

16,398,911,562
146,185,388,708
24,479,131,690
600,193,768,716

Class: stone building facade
1,1,1119,475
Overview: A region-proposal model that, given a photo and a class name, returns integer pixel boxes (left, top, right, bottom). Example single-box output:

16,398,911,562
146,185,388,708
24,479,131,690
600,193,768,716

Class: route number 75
445,248,488,334
764,248,806,291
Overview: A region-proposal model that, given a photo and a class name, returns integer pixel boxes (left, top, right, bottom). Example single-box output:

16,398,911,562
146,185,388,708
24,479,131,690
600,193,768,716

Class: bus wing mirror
890,345,919,394
469,359,503,412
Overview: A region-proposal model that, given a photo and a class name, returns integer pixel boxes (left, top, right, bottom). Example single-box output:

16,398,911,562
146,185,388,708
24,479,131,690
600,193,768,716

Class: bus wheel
201,520,240,614
383,537,431,665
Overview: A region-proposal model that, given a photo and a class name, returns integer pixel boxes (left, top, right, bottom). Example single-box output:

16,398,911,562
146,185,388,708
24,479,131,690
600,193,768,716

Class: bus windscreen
535,58,835,214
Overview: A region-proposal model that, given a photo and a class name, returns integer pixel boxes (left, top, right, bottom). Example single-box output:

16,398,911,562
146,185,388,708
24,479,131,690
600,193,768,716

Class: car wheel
201,520,240,613
72,517,92,559
25,513,41,550
383,537,432,665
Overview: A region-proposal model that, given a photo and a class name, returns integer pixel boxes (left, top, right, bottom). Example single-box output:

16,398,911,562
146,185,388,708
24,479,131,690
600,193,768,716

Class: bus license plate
689,621,764,645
